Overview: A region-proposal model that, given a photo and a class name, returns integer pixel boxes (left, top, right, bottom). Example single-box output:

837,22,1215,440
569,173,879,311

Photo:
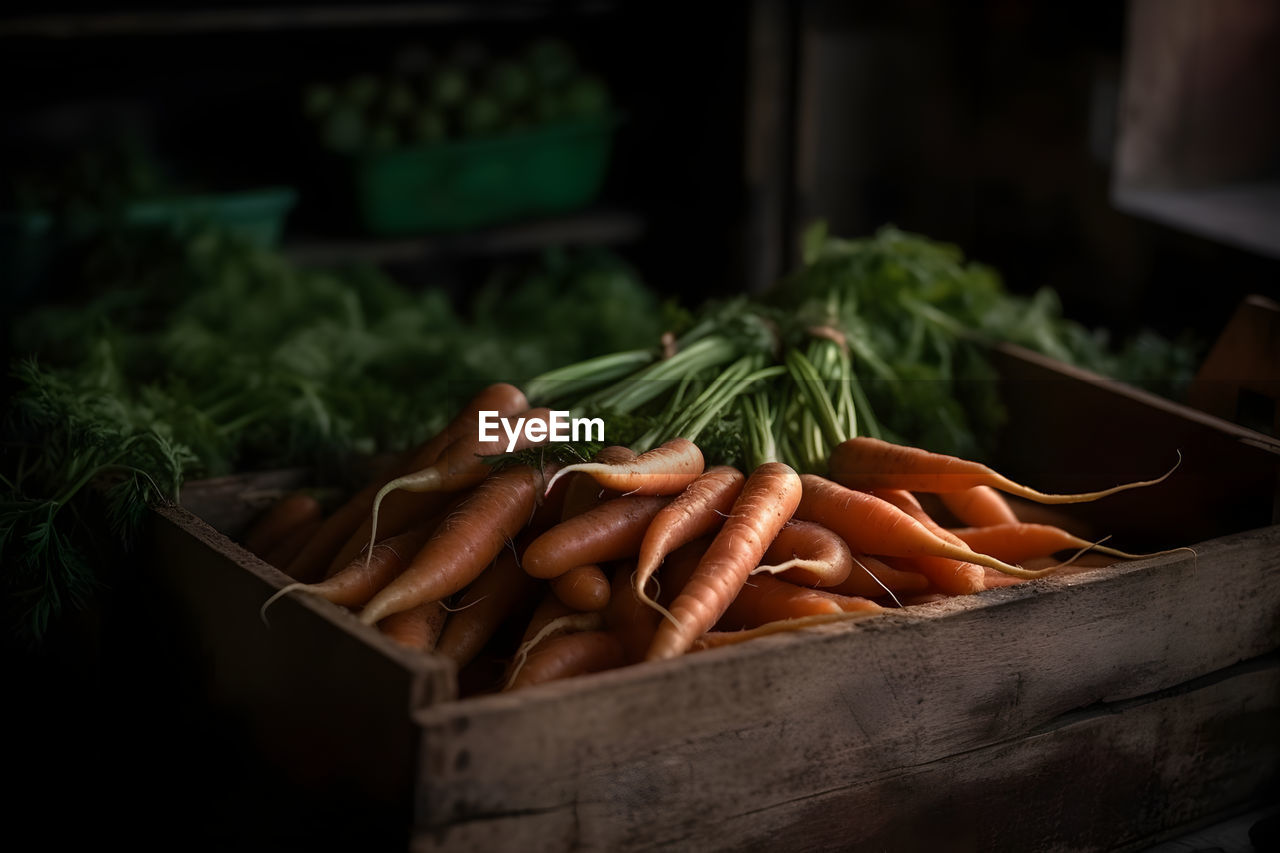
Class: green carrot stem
786,349,846,449
582,336,738,414
524,349,656,404
681,365,783,444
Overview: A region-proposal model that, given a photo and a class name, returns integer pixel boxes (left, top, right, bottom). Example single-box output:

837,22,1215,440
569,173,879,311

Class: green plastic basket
352,116,618,235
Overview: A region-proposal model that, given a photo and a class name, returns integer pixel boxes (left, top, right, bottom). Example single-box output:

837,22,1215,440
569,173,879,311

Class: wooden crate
144,344,1280,852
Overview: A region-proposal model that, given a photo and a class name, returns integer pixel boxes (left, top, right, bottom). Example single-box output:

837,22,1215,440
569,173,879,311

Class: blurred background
3,0,1277,335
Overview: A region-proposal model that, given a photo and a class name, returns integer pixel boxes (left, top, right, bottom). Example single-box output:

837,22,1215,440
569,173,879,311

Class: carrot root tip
259,582,306,626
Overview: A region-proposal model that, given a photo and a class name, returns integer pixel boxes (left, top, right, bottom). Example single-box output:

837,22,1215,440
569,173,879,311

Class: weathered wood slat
989,343,1280,547
411,525,1280,850
636,659,1280,853
178,467,314,539
146,505,455,816
413,658,1280,853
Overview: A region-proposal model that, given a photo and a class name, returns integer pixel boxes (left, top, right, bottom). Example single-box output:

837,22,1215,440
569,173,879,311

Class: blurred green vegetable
3,227,663,641
308,36,610,153
526,38,577,87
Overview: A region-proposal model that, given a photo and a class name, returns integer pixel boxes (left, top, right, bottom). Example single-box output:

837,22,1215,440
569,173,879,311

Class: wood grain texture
411,525,1280,851
989,343,1280,547
146,504,454,837
179,467,313,540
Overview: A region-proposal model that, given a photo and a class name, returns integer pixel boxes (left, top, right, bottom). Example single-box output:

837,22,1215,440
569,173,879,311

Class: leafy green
529,223,1201,474
4,226,664,641
2,357,195,641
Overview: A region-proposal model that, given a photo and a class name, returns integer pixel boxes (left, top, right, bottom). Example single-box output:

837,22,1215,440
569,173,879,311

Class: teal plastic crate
1,187,296,304
352,116,617,235
124,187,297,247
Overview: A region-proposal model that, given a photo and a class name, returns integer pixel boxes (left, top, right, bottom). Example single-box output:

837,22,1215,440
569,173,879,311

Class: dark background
4,1,1277,329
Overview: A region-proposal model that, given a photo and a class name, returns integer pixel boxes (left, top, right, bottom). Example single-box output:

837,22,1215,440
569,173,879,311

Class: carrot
519,592,579,645
358,463,553,625
938,486,1019,527
522,494,672,580
869,489,986,595
693,613,881,650
505,630,625,690
794,475,1038,578
550,564,612,612
262,517,322,570
981,552,1127,589
286,382,527,581
284,479,382,583
505,592,606,687
719,574,883,630
826,554,930,598
646,461,803,662
259,523,436,622
434,543,541,668
949,522,1183,564
828,437,1179,503
633,465,745,618
242,492,323,557
543,437,705,497
378,601,447,651
751,520,853,588
359,406,556,570
559,446,638,521
606,563,662,664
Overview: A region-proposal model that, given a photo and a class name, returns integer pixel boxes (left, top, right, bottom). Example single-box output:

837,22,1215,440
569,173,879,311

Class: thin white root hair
853,556,902,609
504,612,604,690
259,582,306,626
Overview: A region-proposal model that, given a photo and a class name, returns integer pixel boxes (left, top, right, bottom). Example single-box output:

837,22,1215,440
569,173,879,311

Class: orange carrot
693,613,880,650
359,406,557,568
262,517,322,570
505,630,625,690
828,437,1178,503
543,437,705,497
260,523,436,621
550,564,612,612
359,463,553,625
559,446,638,521
505,591,606,687
719,574,883,630
283,480,382,583
752,520,853,588
606,563,662,664
378,601,447,651
826,554,930,598
434,544,541,667
939,486,1019,527
242,493,323,557
286,382,526,581
633,465,745,616
520,592,577,645
982,552,1125,588
869,489,986,595
949,523,1178,563
522,494,672,580
646,461,803,661
794,475,1035,578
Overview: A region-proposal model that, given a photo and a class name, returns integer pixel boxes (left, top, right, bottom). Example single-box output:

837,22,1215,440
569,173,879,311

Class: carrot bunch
240,384,1180,693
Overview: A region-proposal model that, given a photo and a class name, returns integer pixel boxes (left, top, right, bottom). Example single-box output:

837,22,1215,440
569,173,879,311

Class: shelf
1112,181,1280,261
284,207,645,266
0,2,616,38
